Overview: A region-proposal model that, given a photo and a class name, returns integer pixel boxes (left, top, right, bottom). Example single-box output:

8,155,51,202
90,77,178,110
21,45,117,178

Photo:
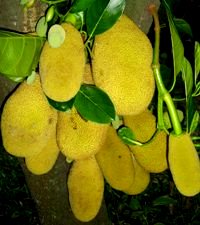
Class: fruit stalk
149,4,182,136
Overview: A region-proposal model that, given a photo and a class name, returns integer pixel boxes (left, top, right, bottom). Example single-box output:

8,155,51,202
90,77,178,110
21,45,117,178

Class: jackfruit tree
0,0,200,224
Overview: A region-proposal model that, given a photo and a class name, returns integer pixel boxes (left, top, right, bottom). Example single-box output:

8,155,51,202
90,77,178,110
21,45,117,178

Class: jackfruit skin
39,23,85,102
57,108,108,160
123,154,150,195
96,126,135,191
68,156,104,222
83,63,94,85
168,133,200,197
1,75,58,157
124,110,168,173
25,129,59,175
92,14,155,115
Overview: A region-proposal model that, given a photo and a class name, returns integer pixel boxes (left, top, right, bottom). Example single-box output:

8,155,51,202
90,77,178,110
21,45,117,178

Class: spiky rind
92,15,155,115
169,133,200,197
96,126,135,191
57,108,108,160
40,23,85,102
1,75,57,157
68,156,104,222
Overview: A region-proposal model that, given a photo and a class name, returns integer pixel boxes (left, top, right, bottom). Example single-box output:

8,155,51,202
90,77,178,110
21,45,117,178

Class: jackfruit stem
149,4,182,136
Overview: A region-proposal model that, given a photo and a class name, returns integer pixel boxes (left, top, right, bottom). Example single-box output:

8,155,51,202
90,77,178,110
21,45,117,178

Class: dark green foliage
0,31,44,82
74,84,116,124
104,171,200,225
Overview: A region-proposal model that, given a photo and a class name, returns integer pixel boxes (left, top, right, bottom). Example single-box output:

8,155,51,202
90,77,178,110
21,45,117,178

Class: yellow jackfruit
83,63,94,85
57,108,108,160
92,14,155,115
123,154,150,195
1,75,57,157
39,23,85,102
96,126,135,191
124,110,168,173
168,133,200,196
25,129,59,175
68,156,104,222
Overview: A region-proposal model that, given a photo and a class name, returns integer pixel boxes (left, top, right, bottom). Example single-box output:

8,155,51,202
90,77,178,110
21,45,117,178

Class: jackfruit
123,154,150,195
168,132,200,196
39,23,85,102
92,14,155,115
57,108,108,160
68,156,104,222
1,75,57,157
25,129,59,175
83,63,94,85
96,126,135,191
124,110,168,173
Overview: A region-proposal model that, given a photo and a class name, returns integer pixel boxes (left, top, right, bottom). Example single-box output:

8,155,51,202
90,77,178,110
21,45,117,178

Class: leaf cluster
160,0,200,136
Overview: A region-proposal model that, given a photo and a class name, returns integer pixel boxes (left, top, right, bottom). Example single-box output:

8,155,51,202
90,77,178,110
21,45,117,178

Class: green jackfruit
1,75,57,157
124,110,168,173
68,156,104,222
92,14,155,115
39,23,85,102
168,133,200,196
57,108,108,160
96,126,135,191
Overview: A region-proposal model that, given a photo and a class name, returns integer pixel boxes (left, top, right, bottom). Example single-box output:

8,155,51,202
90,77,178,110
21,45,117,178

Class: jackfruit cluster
96,125,151,194
2,13,200,224
67,123,151,222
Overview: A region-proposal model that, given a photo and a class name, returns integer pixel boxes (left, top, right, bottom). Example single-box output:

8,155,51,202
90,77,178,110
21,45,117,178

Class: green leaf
163,109,184,129
189,110,199,134
195,41,200,85
36,16,48,37
174,18,193,37
163,0,184,91
70,0,93,13
47,97,74,112
0,30,44,81
20,0,29,5
74,84,115,123
64,12,84,30
152,195,177,206
187,96,196,133
181,57,193,132
20,0,35,8
129,198,141,210
182,57,193,99
86,0,125,37
117,126,142,146
193,81,200,97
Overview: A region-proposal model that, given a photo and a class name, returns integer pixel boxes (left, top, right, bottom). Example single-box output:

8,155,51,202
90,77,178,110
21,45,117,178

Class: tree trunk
0,0,160,224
